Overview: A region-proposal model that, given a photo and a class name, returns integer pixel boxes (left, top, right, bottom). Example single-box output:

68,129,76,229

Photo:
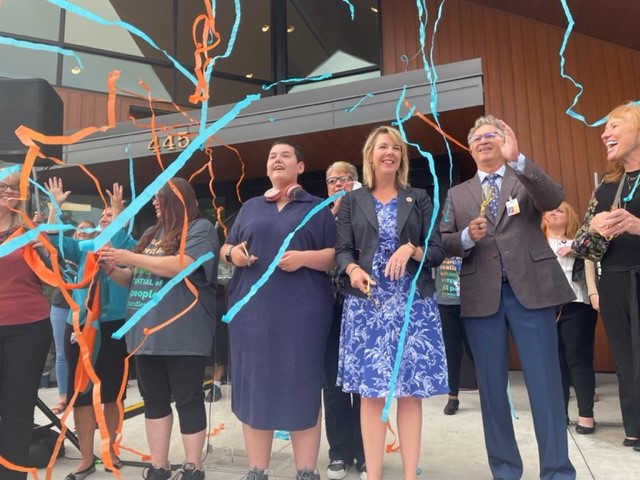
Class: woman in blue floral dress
335,126,448,480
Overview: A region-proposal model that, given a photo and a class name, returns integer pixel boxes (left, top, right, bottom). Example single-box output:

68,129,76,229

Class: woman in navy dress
221,140,336,480
336,126,448,480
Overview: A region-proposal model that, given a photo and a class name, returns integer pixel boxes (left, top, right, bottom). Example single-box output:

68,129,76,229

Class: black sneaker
143,466,172,480
205,384,222,403
327,459,348,480
172,463,204,480
242,469,268,480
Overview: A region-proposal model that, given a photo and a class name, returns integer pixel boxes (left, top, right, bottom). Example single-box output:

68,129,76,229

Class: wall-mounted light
261,24,269,32
287,25,295,33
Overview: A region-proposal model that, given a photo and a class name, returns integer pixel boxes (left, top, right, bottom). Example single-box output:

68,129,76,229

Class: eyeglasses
0,182,19,192
326,175,353,186
469,131,503,145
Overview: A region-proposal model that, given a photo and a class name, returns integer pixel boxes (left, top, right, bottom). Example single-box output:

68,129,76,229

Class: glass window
286,0,380,79
0,44,57,83
0,0,61,41
176,74,270,109
64,0,173,61
177,0,271,83
62,52,173,99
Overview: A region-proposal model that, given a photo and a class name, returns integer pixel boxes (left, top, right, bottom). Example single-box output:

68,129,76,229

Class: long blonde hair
602,103,640,183
542,201,580,239
361,126,410,189
0,169,28,228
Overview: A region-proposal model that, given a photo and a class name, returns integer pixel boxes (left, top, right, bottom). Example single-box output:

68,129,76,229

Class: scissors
362,274,378,310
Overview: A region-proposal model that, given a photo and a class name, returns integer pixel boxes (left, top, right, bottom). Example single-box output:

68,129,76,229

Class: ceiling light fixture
261,24,269,32
71,66,81,75
370,6,379,13
287,25,295,33
245,73,253,79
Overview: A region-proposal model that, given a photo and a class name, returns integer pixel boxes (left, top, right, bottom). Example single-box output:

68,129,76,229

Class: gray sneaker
242,468,268,480
296,468,320,480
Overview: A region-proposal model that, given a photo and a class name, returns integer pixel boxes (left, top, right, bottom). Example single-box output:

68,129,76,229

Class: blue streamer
262,73,333,91
557,0,640,126
341,0,355,21
222,190,344,323
507,380,519,420
0,36,83,70
48,0,196,86
111,252,214,340
80,93,260,252
0,165,21,180
345,93,374,113
380,86,441,422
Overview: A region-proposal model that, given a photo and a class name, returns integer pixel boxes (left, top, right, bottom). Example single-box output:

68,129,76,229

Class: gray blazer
440,159,575,318
336,186,444,299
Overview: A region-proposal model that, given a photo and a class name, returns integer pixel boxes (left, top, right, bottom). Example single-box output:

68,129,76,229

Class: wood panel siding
54,87,177,132
380,0,640,371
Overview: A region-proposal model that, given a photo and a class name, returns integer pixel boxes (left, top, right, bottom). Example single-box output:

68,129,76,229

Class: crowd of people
1,102,640,480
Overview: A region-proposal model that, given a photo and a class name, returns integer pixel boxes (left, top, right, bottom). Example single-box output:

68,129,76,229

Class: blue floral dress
337,197,448,398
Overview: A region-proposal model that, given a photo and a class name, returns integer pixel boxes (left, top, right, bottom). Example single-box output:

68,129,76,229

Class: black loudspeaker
0,78,63,165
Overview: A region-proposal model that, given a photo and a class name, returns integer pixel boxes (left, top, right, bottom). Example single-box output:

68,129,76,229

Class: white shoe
326,460,348,480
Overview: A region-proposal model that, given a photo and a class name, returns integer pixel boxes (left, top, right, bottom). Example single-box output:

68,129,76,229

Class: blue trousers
463,282,575,480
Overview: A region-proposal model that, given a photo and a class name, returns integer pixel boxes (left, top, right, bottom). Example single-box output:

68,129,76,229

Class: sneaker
172,463,204,480
327,460,348,480
296,468,320,480
143,466,172,480
242,468,268,480
360,463,367,480
205,384,222,403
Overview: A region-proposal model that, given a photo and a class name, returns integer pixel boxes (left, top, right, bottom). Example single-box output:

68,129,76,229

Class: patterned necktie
484,173,500,219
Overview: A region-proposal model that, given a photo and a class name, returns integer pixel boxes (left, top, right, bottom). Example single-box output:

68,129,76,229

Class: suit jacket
439,159,575,317
335,186,444,299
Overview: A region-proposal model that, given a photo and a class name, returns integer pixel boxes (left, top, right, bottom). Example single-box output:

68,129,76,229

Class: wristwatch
224,245,235,264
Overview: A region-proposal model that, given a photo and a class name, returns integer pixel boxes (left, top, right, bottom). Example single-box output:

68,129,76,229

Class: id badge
506,197,520,216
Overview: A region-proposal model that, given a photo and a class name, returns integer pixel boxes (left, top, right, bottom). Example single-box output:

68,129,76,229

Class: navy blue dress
227,192,336,430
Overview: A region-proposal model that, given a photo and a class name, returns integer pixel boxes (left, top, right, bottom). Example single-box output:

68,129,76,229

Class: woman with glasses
323,161,365,480
335,126,448,480
101,178,218,480
0,169,52,480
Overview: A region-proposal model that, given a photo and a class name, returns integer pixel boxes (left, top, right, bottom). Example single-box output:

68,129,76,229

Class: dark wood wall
381,0,640,371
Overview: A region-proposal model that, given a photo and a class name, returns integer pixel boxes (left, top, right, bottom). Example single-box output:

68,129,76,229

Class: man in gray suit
440,115,576,480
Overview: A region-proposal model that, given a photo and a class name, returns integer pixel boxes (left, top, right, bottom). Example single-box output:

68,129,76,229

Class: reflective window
0,0,61,41
286,0,380,79
0,44,57,83
64,0,173,61
62,52,173,99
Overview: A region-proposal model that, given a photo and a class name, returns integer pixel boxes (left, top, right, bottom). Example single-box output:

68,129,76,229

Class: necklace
0,226,16,245
623,172,640,205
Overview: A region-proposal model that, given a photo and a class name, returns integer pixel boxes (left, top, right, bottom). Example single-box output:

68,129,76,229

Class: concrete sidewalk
33,372,640,479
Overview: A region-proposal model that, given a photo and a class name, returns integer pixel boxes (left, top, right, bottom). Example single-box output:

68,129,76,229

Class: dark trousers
556,302,597,418
464,282,575,480
322,303,364,467
0,319,52,480
136,355,208,434
599,270,640,437
439,303,475,396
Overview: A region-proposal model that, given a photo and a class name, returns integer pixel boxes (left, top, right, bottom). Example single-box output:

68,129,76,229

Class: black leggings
0,319,52,480
135,355,207,434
